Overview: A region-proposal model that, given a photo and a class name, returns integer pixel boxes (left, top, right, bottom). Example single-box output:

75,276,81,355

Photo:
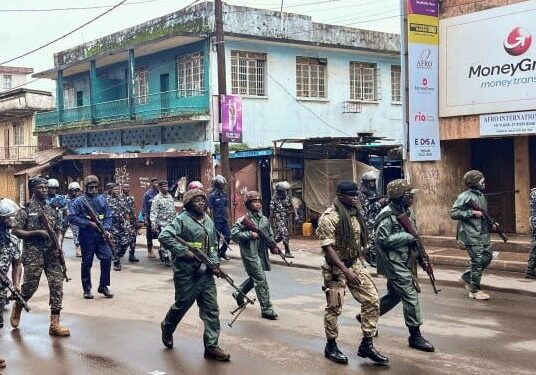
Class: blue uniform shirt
208,189,228,223
142,189,159,221
69,194,112,238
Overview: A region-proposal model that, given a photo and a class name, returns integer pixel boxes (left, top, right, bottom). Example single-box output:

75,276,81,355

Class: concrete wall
409,140,471,236
0,114,38,148
211,39,402,148
0,73,26,92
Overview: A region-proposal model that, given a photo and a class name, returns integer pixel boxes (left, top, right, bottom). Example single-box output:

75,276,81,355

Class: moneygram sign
440,0,536,117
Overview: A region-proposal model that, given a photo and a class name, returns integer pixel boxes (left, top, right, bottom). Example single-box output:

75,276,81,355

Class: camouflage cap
183,188,206,206
386,179,417,199
463,170,484,188
244,190,262,204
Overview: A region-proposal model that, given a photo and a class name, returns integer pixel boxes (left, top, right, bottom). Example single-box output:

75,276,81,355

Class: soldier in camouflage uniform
11,177,70,336
317,180,388,365
269,181,295,258
451,170,494,300
122,183,139,263
526,188,536,279
150,180,176,267
374,179,434,352
46,178,68,247
159,188,231,361
231,191,280,320
106,183,130,271
359,172,388,266
0,198,22,329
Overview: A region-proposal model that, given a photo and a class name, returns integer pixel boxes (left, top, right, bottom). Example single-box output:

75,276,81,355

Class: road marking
147,371,166,375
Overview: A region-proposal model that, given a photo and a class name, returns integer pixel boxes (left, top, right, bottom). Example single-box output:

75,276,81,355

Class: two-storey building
34,2,401,206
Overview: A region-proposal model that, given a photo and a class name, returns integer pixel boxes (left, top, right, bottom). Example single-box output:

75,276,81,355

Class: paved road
0,240,534,374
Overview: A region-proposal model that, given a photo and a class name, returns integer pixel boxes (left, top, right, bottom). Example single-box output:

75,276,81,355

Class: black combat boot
357,336,389,365
261,311,279,320
128,253,139,263
408,326,435,352
324,339,348,364
525,269,536,279
284,244,294,258
97,286,114,298
161,322,173,348
204,346,231,361
113,260,122,271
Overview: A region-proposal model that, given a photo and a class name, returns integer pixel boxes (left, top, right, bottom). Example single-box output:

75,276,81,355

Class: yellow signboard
408,14,438,45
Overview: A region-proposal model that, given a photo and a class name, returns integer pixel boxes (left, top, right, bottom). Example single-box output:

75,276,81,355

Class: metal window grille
12,121,24,145
178,52,204,97
135,66,149,104
63,84,75,109
391,65,401,102
295,57,327,99
3,75,12,89
350,62,380,101
231,51,266,96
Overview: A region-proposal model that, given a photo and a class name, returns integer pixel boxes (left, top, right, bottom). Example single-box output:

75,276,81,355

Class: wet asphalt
1,239,535,375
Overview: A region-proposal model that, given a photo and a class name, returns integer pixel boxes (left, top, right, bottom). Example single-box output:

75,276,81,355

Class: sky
0,0,401,93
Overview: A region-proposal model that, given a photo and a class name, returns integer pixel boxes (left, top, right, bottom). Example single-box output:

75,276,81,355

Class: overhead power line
0,0,130,66
0,0,161,12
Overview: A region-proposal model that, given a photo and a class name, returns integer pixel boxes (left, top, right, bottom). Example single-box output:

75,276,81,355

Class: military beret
336,180,359,195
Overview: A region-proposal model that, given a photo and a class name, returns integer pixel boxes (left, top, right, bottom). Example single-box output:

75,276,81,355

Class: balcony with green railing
35,89,209,131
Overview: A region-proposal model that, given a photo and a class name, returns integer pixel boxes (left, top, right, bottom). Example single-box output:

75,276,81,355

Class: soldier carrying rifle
373,179,435,352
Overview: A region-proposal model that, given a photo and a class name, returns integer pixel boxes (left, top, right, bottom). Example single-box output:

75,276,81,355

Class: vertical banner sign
221,95,243,143
407,0,441,161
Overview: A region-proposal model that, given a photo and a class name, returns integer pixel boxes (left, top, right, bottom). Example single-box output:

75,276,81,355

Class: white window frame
3,75,12,90
12,121,24,145
296,57,327,99
135,66,149,104
350,62,381,102
63,83,75,109
231,51,267,96
178,52,204,97
391,65,401,103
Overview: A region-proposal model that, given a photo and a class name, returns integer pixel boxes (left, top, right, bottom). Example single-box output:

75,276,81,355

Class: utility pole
215,0,230,182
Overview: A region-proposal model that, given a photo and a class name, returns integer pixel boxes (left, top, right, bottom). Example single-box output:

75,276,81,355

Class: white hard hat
0,198,20,217
68,182,81,190
47,178,60,188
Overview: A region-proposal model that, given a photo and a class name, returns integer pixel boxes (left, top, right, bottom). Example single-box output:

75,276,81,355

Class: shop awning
61,151,208,160
14,148,68,177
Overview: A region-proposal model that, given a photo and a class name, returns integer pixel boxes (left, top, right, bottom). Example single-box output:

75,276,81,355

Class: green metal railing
35,89,209,130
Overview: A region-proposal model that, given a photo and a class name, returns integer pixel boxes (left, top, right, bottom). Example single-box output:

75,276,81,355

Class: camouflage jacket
150,193,176,228
0,228,21,271
270,194,292,220
316,204,362,262
530,188,536,230
450,188,490,246
106,195,128,234
13,197,60,250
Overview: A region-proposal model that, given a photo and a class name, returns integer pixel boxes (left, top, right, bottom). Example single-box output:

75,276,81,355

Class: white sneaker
468,290,490,300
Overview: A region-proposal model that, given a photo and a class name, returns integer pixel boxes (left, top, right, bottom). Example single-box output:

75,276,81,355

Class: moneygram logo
504,27,532,56
417,48,433,70
414,77,435,93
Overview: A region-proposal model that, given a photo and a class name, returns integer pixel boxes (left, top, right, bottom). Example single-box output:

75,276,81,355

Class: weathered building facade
410,0,534,236
34,2,401,205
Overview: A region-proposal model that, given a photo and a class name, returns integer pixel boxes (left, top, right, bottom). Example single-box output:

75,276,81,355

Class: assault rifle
38,211,70,282
397,214,440,294
0,268,30,312
467,200,508,243
241,216,292,266
81,198,117,260
173,235,256,328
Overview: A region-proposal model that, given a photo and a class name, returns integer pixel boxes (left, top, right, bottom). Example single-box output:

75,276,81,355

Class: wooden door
471,138,515,232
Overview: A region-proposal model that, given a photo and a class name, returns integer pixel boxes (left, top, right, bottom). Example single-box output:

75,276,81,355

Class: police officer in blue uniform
69,175,114,299
208,175,231,260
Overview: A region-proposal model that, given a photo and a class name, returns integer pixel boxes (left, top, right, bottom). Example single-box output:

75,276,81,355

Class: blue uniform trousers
79,230,112,292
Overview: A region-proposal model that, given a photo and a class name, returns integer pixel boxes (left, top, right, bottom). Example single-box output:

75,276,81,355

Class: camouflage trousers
20,245,63,313
322,261,379,339
273,215,290,246
528,230,536,271
0,245,20,308
71,224,80,246
461,243,493,292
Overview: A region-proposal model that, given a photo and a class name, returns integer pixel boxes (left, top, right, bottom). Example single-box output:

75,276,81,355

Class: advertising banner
481,110,536,136
440,0,536,117
221,95,243,143
407,0,441,161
